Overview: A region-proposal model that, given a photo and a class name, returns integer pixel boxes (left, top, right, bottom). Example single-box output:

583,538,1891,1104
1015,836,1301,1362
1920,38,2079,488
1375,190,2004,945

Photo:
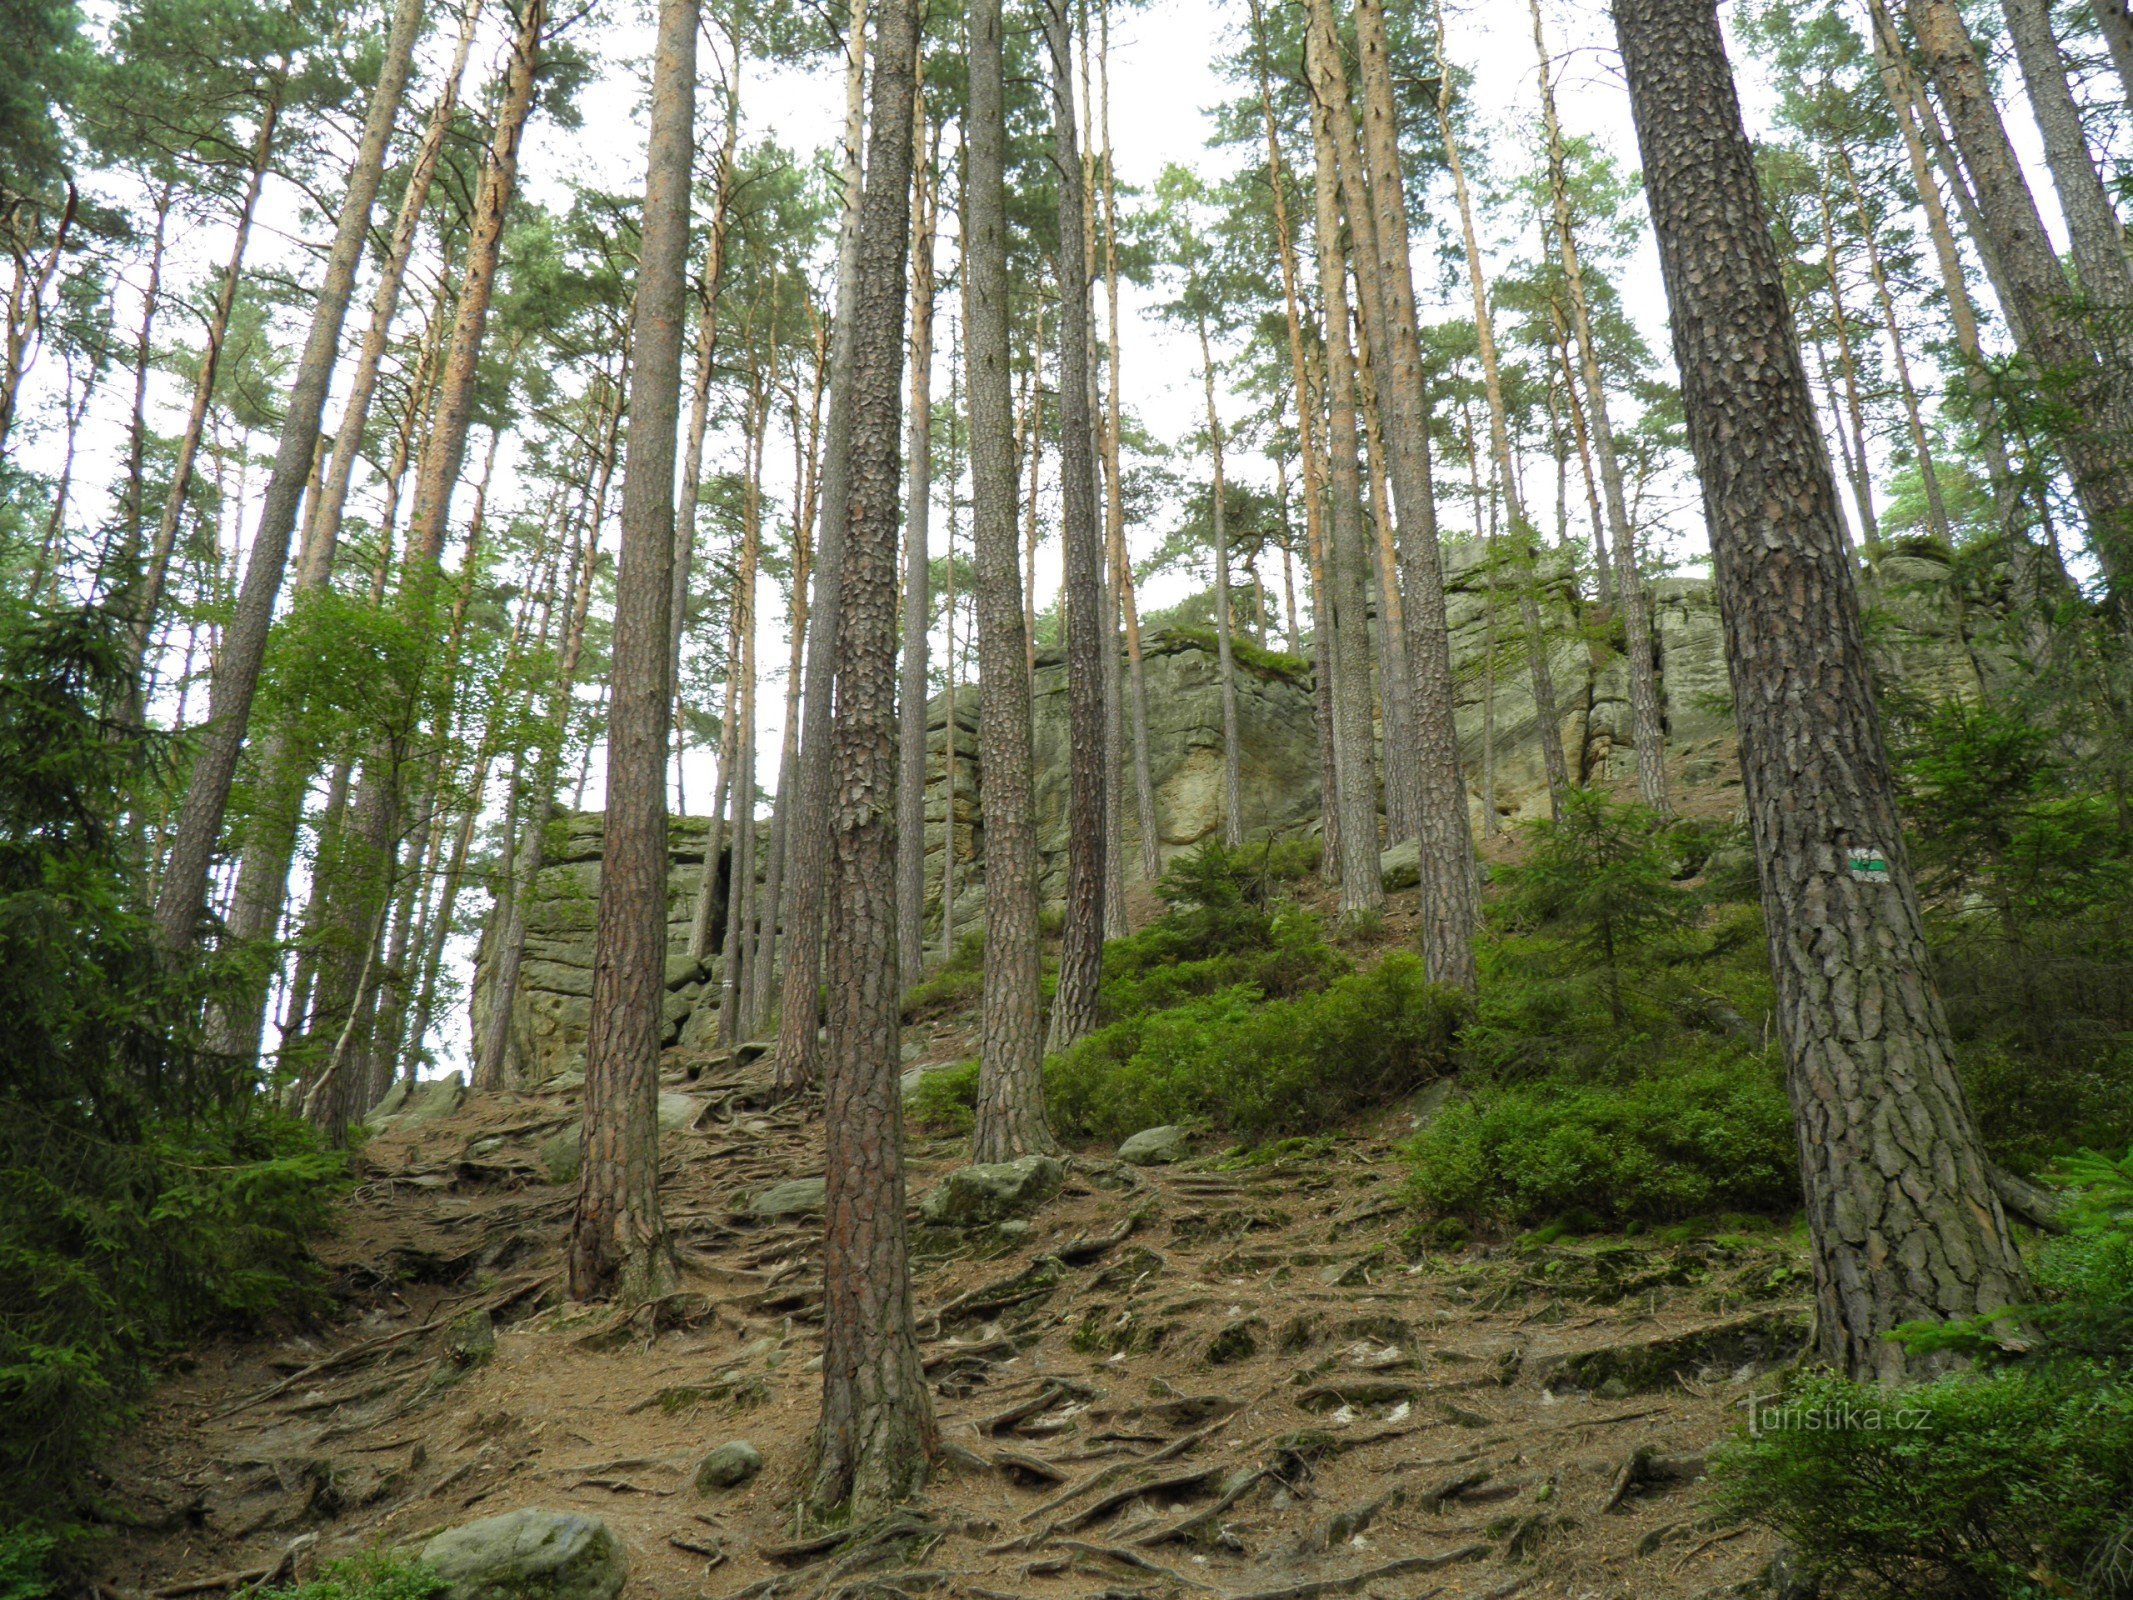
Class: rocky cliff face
473,541,2008,1085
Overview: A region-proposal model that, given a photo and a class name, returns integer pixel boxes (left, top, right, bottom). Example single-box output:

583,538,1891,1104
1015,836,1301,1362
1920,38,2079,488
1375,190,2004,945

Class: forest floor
95,965,1809,1600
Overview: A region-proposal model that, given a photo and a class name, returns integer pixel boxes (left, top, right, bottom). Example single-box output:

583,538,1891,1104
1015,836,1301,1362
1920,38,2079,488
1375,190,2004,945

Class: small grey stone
1117,1125,1188,1166
696,1440,763,1492
919,1155,1066,1226
751,1177,828,1220
421,1508,625,1600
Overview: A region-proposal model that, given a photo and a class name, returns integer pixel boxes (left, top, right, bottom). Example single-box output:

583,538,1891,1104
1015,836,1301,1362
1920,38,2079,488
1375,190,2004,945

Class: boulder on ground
538,1130,580,1185
751,1177,827,1220
420,1508,625,1600
695,1439,763,1492
1118,1126,1188,1167
443,1307,495,1369
656,1091,702,1133
1379,838,1421,892
920,1155,1066,1226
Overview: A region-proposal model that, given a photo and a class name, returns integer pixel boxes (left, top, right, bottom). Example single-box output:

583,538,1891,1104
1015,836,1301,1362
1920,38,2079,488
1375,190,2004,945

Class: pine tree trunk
1613,0,2030,1377
1303,36,1386,923
1531,0,1669,816
1197,314,1244,849
2000,0,2133,304
152,0,429,957
1098,3,1161,882
1356,327,1423,845
940,479,960,961
718,390,765,1045
1249,0,1344,894
809,0,935,1518
773,0,870,1095
671,58,742,772
966,0,1057,1162
1908,0,2133,597
1045,0,1109,1048
122,75,285,716
1433,11,1569,818
476,384,615,1089
567,0,691,1305
2094,0,2133,103
897,94,937,982
1350,0,1479,984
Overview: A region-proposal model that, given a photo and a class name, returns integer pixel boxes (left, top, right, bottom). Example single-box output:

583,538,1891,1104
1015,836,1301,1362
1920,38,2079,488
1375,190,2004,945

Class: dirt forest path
97,1038,1807,1600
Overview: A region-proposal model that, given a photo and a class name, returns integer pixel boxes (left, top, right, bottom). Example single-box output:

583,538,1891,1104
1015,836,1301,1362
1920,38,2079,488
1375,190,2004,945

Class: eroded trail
101,1045,1802,1600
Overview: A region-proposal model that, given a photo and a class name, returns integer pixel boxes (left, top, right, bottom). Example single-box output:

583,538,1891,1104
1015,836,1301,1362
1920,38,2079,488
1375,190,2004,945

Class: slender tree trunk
1249,0,1344,893
1098,4,1160,882
152,0,429,956
940,397,961,962
750,359,824,1030
568,0,692,1305
671,25,742,774
966,0,1056,1161
122,75,286,716
808,0,935,1518
897,91,937,982
1304,31,1386,922
1197,314,1244,850
2095,0,2133,103
1908,0,2133,597
109,182,172,598
476,384,616,1088
1814,183,1881,547
1531,0,1669,815
773,0,870,1095
2000,0,2132,302
1044,0,1109,1047
1355,323,1422,845
1433,5,1569,818
718,380,766,1045
1347,0,1478,981
1613,0,2029,1378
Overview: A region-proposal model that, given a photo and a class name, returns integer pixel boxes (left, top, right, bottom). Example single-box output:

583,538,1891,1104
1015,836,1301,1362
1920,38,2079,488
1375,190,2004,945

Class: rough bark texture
965,0,1056,1163
1304,33,1385,924
566,0,692,1306
809,0,935,1519
773,0,869,1094
151,0,429,957
1045,0,1109,1046
1529,0,1669,818
1613,0,2030,1379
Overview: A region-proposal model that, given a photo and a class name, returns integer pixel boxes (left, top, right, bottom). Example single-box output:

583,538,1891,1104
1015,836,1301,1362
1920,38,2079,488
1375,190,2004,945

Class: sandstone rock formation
472,542,2009,1086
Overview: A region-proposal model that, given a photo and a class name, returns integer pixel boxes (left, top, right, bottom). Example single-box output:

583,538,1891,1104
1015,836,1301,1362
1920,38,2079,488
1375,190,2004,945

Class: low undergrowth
1713,1149,2133,1599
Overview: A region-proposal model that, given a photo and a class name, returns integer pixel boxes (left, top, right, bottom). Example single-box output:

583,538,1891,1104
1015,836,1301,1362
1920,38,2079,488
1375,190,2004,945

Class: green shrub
1714,1150,2133,1599
1049,954,1467,1143
907,1058,981,1133
0,1528,53,1600
0,603,345,1518
902,928,984,1022
259,1555,449,1600
1712,1366,2133,1599
1406,1056,1797,1225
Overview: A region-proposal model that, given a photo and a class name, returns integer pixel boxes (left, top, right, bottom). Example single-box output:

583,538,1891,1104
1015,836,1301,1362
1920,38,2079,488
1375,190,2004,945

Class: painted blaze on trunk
1610,0,2029,1380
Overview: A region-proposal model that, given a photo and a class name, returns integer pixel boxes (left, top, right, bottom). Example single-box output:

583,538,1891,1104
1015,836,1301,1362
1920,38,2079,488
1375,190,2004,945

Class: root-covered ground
97,1027,1807,1600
